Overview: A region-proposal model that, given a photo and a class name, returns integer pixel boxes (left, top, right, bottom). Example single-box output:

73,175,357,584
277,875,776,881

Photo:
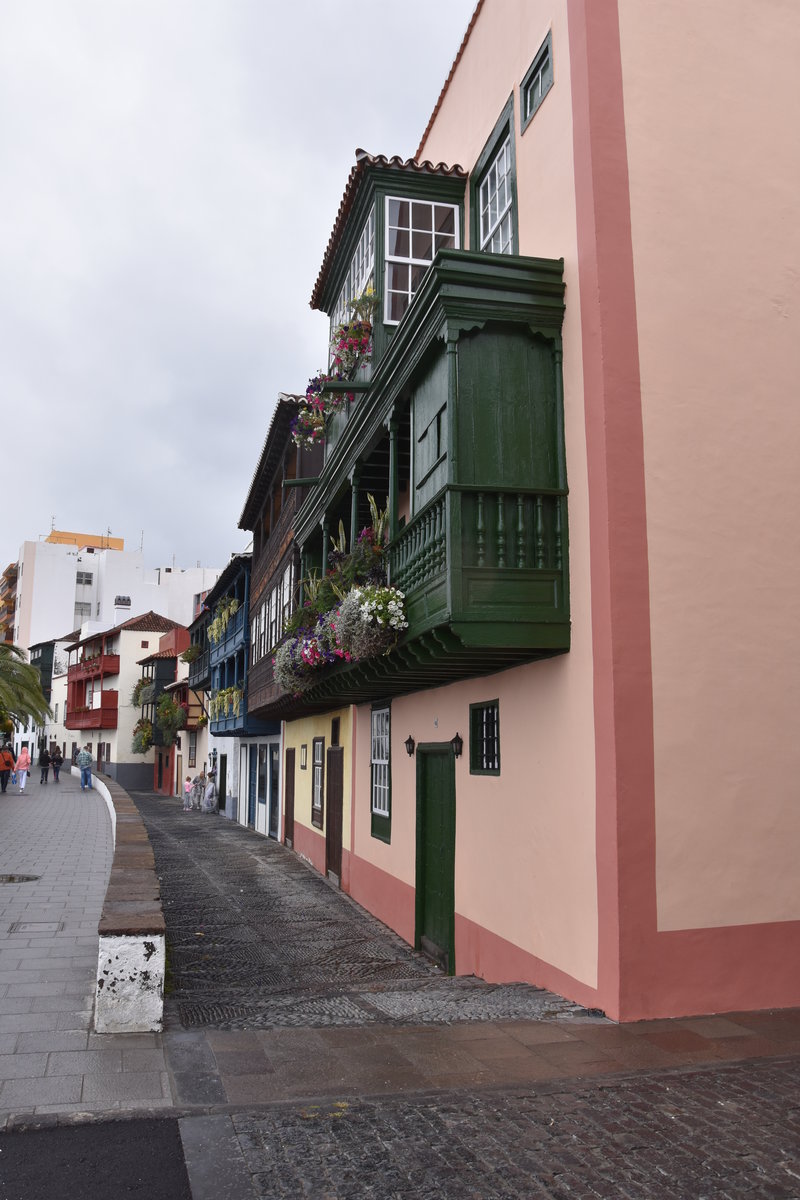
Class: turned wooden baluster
516,494,526,569
535,495,545,569
496,493,506,568
555,497,563,571
476,492,486,567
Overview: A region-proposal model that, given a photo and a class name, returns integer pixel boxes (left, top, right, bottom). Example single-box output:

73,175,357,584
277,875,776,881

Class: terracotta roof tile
310,149,466,312
137,648,178,665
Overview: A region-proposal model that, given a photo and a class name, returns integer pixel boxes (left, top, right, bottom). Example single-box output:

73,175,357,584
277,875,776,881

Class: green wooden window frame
370,703,391,842
521,31,554,133
311,736,324,828
470,94,519,255
469,700,500,775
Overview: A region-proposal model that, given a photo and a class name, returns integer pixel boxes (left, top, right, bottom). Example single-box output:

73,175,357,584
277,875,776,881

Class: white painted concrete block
94,934,165,1033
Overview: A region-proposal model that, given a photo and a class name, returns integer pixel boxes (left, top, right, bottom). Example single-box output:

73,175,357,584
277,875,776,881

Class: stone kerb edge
92,774,165,1034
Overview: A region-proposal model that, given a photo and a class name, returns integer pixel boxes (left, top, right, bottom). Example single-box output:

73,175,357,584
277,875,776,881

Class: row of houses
37,0,800,1023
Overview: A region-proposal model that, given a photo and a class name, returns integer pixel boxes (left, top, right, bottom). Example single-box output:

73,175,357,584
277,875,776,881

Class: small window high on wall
521,31,553,132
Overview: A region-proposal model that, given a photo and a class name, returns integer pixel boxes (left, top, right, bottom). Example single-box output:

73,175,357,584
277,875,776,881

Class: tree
0,644,51,728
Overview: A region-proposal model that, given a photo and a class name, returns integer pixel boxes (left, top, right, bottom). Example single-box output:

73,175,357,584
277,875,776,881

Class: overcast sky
0,0,477,576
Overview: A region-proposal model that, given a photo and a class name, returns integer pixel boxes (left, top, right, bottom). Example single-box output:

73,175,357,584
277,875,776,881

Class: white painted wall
14,541,221,651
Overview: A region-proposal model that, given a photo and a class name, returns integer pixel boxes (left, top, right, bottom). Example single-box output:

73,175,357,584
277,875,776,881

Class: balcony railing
188,650,210,689
66,690,119,730
209,690,277,737
209,608,246,662
68,654,120,682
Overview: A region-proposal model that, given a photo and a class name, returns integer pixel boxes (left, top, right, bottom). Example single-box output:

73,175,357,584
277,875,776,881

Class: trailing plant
180,644,202,663
131,678,155,707
155,693,187,745
131,718,153,755
272,608,351,695
209,685,243,720
207,597,240,645
335,584,408,659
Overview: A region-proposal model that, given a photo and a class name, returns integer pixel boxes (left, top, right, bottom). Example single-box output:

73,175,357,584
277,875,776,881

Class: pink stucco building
245,0,799,1021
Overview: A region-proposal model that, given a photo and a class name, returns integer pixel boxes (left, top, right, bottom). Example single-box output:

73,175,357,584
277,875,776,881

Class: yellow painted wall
284,707,353,846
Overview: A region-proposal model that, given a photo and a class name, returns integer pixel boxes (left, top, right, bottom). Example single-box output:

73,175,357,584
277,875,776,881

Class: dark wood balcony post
349,465,361,550
388,415,399,541
298,547,305,607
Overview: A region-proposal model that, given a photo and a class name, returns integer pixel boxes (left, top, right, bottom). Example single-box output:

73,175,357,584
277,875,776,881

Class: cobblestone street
231,1056,800,1199
133,791,585,1031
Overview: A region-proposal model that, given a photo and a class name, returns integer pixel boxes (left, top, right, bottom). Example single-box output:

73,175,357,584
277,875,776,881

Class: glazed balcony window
384,198,459,323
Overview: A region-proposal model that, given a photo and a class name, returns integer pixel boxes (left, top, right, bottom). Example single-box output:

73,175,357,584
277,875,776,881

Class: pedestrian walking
39,746,51,783
0,742,14,793
51,746,63,782
15,746,31,792
182,775,192,812
201,769,218,814
77,744,93,791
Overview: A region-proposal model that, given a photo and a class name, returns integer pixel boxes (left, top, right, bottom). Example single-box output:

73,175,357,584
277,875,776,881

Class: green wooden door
415,746,456,974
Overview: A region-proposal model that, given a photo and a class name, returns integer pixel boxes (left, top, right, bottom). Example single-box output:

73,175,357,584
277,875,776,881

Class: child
182,775,192,812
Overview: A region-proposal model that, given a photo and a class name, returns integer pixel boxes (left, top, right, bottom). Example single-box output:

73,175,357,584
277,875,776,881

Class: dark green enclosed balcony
273,249,569,717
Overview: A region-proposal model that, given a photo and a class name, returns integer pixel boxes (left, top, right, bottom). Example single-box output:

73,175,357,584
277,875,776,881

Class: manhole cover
0,874,39,884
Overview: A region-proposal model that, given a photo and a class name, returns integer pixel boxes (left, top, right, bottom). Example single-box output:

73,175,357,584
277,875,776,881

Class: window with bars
384,197,459,324
471,96,518,257
370,705,391,841
521,31,553,131
312,737,324,828
469,700,500,775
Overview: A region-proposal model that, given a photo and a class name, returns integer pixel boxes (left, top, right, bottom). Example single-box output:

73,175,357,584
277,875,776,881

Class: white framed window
521,31,554,131
312,737,324,828
384,197,459,324
479,136,513,253
370,705,391,841
331,207,375,335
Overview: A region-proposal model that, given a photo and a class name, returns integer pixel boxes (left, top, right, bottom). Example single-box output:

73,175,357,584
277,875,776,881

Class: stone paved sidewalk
0,775,172,1121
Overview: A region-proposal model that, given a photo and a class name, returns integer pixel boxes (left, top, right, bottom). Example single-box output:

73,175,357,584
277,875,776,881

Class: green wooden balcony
266,249,569,717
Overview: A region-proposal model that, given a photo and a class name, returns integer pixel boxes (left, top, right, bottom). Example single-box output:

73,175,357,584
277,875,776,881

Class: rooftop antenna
50,516,56,532
139,530,144,552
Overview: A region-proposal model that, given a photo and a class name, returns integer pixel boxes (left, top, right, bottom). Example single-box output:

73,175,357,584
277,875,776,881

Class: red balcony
66,690,119,730
68,654,120,682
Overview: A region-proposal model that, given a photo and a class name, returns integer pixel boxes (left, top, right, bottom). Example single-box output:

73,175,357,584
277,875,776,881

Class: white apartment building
13,537,221,651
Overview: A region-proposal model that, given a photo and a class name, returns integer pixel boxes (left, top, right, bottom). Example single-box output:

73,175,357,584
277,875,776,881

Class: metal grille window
370,705,391,841
312,737,324,828
479,136,513,253
469,700,500,775
188,729,197,768
384,197,458,324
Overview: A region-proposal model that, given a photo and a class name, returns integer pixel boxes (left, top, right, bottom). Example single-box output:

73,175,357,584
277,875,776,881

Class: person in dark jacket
0,743,14,793
51,746,64,782
39,746,51,784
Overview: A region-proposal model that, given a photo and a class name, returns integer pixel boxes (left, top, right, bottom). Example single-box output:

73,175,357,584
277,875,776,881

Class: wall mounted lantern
450,733,464,758
405,735,416,757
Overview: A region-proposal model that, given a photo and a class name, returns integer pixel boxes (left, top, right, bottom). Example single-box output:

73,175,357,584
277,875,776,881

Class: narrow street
132,790,586,1032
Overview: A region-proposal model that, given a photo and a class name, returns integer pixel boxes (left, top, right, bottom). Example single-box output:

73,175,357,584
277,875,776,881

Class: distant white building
11,530,221,651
